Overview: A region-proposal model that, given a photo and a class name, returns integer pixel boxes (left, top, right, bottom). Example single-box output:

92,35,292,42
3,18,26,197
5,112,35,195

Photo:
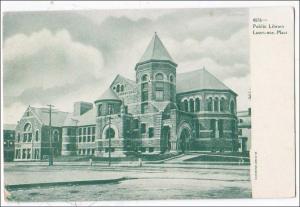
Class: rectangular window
142,82,148,90
92,127,95,134
141,103,148,114
155,91,164,101
83,136,86,142
22,149,26,159
142,91,148,102
133,119,139,129
108,104,114,114
218,119,224,138
210,119,216,138
149,127,154,138
87,136,91,142
88,127,91,135
141,147,146,153
149,147,154,153
79,137,82,142
92,149,95,155
156,82,164,89
79,128,82,135
87,149,90,155
92,136,95,142
83,128,86,135
141,123,146,134
83,149,86,155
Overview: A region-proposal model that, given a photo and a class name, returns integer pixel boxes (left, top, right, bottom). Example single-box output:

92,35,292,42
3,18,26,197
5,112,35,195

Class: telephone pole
48,104,54,166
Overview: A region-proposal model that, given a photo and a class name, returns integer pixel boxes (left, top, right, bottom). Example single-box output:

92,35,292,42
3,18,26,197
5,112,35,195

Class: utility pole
108,111,112,167
48,104,54,166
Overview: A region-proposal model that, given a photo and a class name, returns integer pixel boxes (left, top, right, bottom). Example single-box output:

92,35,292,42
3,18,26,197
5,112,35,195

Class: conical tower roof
95,88,120,103
138,33,175,65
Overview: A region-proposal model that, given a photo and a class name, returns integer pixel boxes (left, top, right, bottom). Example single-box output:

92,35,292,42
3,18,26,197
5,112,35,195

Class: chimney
73,102,93,116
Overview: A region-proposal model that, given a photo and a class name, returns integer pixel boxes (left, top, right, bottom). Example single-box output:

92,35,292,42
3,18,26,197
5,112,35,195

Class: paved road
4,162,252,202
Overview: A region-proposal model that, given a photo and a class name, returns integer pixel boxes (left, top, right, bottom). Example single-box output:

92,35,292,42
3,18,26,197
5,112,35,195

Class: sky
3,8,250,124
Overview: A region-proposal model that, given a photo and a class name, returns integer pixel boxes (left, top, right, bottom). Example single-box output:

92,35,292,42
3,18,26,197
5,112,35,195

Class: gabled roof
29,106,70,127
176,69,236,94
110,74,136,88
95,88,120,102
138,33,175,64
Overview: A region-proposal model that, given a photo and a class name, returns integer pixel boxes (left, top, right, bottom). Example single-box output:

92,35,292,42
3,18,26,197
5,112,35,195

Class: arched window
155,73,164,81
214,97,219,112
195,98,201,112
116,85,120,92
207,97,213,111
105,128,115,139
142,74,148,82
183,100,188,112
97,104,102,116
23,123,32,142
24,123,31,132
189,99,195,112
17,133,20,142
120,85,124,92
220,98,226,112
35,130,39,142
230,101,235,114
169,74,174,83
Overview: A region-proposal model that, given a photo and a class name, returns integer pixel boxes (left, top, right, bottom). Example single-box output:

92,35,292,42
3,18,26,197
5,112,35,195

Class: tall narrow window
207,97,213,111
230,101,235,114
141,103,148,114
155,82,164,101
116,85,120,92
23,123,32,143
120,85,124,92
220,98,225,112
97,104,102,116
210,119,216,138
108,104,114,114
195,98,201,112
35,130,39,142
214,97,219,112
149,127,154,138
141,123,146,134
218,119,224,138
183,100,188,112
141,82,148,102
189,99,195,112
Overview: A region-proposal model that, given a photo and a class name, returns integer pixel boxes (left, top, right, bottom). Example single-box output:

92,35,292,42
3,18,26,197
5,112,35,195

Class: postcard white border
1,1,299,206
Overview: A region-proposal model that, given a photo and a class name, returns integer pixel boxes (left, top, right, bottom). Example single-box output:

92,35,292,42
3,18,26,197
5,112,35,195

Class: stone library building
13,33,239,160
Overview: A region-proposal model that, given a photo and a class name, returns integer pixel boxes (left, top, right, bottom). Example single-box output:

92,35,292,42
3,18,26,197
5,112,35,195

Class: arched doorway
177,122,192,153
161,126,171,153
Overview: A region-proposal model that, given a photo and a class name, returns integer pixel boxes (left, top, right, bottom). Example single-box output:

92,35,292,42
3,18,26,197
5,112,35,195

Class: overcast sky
3,8,250,124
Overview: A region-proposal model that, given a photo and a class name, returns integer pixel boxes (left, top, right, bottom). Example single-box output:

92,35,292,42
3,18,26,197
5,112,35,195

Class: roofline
94,99,122,104
176,89,238,96
135,59,177,70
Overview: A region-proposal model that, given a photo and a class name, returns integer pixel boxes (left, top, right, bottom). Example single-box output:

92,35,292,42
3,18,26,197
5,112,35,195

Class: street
4,162,251,201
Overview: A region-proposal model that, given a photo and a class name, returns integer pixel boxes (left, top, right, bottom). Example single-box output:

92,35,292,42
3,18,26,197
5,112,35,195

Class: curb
5,177,129,191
